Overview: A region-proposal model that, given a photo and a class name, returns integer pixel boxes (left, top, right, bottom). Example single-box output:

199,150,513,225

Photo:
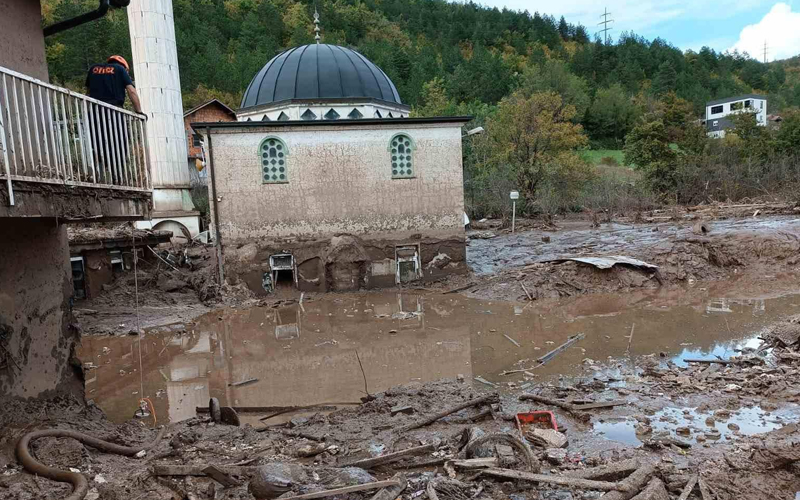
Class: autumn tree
485,91,592,210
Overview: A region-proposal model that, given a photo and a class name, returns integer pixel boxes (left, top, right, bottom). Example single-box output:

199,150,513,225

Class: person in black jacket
85,55,143,113
85,55,145,183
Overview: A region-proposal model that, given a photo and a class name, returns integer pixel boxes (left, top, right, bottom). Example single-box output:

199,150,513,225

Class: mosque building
193,13,470,293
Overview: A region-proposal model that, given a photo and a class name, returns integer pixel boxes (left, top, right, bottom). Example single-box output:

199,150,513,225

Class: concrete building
1,1,152,398
705,94,767,138
193,41,470,294
68,227,171,300
183,99,236,186
129,0,201,240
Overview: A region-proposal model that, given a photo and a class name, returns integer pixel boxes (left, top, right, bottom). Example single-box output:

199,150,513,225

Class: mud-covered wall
206,122,465,242
0,218,80,399
0,0,48,81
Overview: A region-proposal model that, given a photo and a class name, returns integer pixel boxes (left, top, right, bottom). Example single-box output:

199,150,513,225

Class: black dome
240,44,402,109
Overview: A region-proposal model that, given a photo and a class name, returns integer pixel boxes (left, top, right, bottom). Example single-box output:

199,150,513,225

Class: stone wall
205,121,467,292
0,0,48,81
0,218,80,399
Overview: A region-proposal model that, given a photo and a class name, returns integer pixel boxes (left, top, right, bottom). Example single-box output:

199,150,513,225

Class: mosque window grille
324,108,340,120
389,134,415,179
348,108,363,119
301,109,318,120
260,137,289,184
277,112,290,121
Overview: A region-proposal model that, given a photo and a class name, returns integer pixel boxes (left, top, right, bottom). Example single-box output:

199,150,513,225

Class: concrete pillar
0,218,81,399
127,0,200,238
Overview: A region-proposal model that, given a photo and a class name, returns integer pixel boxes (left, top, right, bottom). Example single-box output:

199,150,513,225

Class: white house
705,94,767,138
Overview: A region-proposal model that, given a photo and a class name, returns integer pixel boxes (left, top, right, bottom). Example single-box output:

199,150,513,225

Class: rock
715,410,732,420
676,427,691,436
170,429,201,449
295,442,327,458
542,236,551,243
289,417,309,428
705,416,716,427
495,444,517,467
158,277,187,292
727,423,740,431
545,448,568,465
696,434,707,442
526,428,568,448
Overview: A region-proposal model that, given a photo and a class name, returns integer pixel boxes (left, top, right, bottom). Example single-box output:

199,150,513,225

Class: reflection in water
79,287,800,424
594,406,799,447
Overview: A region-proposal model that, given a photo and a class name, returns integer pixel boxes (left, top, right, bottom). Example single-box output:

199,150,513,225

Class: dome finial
313,7,322,44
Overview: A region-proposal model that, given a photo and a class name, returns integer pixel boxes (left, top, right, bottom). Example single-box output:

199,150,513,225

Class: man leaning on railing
85,55,145,185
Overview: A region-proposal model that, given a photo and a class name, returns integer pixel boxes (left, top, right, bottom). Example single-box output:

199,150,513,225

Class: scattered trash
540,255,659,271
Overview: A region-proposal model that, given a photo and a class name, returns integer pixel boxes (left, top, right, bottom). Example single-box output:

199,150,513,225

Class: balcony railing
0,65,151,206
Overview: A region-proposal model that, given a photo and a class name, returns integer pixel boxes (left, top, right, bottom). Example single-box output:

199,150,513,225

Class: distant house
183,99,237,185
705,94,767,138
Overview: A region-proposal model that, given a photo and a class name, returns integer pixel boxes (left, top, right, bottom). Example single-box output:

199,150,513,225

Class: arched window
260,137,288,184
389,134,416,179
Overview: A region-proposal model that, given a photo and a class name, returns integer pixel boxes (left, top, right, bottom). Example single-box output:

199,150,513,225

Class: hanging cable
131,224,149,423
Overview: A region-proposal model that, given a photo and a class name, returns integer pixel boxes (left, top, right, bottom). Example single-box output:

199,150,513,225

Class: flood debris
399,393,499,432
541,255,659,271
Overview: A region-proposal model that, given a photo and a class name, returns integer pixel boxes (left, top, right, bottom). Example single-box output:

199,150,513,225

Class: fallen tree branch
369,474,407,500
275,480,403,500
341,442,437,469
399,394,498,432
563,459,639,481
677,475,698,500
598,464,657,500
479,468,620,491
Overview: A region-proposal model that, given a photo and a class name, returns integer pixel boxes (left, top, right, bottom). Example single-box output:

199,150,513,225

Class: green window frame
260,137,289,184
389,133,416,179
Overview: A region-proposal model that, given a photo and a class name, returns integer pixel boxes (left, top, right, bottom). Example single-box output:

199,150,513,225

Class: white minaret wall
127,0,195,212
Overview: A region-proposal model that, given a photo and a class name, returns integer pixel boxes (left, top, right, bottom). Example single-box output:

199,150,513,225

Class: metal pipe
206,127,224,284
43,0,110,37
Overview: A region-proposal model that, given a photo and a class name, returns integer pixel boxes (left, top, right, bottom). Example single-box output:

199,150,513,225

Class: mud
459,215,800,302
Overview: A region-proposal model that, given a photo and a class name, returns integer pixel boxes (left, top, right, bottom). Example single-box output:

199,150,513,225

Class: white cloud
466,0,769,39
730,3,800,60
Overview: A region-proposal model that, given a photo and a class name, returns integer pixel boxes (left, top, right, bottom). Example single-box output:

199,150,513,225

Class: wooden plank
479,468,619,491
275,480,403,500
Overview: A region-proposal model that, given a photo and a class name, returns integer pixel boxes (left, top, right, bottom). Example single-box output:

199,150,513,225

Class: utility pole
763,40,768,63
598,8,614,44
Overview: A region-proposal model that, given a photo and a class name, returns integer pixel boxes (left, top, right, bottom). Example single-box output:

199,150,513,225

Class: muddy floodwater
79,281,800,425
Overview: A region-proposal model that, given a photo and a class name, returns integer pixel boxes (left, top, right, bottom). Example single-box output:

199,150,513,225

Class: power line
763,40,768,63
598,8,614,45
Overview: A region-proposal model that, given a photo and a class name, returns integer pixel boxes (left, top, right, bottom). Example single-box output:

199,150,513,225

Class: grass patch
581,149,627,166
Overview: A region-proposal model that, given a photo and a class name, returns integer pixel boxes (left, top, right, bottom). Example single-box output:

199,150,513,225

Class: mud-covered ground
3,314,800,499
438,211,800,303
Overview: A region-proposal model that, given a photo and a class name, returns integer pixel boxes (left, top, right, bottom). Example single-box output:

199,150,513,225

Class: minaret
128,0,200,239
314,8,321,44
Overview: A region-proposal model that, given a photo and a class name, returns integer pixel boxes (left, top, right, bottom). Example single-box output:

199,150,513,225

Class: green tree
448,44,514,104
584,84,640,147
520,59,591,121
623,120,678,193
485,91,591,207
412,77,455,117
774,108,800,156
652,60,678,96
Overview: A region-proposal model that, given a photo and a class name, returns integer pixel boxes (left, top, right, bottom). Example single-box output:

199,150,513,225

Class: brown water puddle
79,283,800,424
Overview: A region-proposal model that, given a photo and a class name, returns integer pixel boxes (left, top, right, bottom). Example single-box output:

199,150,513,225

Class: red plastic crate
516,410,558,433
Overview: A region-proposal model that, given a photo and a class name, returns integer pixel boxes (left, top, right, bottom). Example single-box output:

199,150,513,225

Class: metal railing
0,65,151,206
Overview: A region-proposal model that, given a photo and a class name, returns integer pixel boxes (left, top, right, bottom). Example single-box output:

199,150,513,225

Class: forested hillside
42,0,800,215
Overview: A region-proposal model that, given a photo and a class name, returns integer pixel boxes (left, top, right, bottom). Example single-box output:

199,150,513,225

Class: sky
471,0,800,61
